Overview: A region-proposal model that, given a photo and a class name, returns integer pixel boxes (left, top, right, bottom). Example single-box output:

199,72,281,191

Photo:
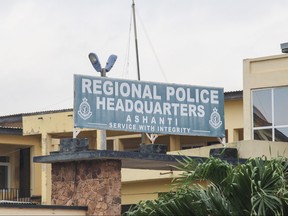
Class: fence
0,188,31,202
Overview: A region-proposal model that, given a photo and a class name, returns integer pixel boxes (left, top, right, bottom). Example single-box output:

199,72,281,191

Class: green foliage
124,156,288,216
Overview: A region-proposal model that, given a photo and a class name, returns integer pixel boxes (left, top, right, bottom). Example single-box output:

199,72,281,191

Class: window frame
252,87,288,141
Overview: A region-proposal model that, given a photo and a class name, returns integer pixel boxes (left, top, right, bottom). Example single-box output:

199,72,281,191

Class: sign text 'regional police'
74,75,225,137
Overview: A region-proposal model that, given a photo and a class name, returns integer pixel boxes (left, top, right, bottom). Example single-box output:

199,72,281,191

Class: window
0,156,10,189
252,87,288,142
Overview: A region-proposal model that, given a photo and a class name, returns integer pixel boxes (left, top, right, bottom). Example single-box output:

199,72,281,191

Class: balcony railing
0,188,32,203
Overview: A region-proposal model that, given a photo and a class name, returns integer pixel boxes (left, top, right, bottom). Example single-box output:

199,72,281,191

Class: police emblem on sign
209,107,222,129
78,97,92,120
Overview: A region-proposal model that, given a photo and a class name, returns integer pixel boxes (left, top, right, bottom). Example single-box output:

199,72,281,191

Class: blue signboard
74,75,225,137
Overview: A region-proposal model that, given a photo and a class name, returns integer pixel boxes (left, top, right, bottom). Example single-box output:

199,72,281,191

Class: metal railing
0,188,31,202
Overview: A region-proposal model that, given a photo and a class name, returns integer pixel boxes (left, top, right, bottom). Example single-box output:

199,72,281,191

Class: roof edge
0,126,22,135
224,90,243,100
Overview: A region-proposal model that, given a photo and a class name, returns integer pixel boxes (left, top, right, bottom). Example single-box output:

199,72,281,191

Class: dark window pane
253,90,272,127
254,129,273,141
0,166,8,189
274,87,288,126
0,156,9,162
275,127,288,142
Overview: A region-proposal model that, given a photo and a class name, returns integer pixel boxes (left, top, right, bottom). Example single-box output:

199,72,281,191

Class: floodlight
281,42,288,54
88,53,102,72
105,54,117,72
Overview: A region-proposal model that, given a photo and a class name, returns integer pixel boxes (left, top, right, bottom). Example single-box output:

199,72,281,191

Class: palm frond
124,156,288,216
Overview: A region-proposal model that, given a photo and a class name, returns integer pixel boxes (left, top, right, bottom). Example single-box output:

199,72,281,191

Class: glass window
254,129,273,141
252,87,288,142
0,156,9,162
274,87,288,126
275,127,288,142
253,89,272,127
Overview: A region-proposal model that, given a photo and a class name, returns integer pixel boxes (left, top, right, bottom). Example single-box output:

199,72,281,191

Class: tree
124,156,288,216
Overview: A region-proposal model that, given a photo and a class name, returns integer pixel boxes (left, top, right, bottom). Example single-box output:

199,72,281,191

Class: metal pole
132,0,141,81
101,68,107,78
132,0,146,144
98,68,107,150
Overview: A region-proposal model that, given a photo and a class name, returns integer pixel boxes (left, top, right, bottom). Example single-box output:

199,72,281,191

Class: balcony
0,188,34,203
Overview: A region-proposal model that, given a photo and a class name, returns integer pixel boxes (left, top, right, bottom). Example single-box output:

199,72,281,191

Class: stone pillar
51,159,121,216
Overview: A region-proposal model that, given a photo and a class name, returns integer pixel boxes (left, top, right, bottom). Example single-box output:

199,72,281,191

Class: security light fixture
88,52,117,75
88,53,102,72
105,54,117,72
281,42,288,54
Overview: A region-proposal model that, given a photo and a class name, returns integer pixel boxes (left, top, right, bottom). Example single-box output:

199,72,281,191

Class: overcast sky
1,0,288,116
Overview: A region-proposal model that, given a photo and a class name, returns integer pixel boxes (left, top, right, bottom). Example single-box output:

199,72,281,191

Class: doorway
19,148,30,198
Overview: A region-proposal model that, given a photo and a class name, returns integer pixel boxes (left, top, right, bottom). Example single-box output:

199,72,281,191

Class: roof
0,126,22,135
0,108,73,119
224,90,243,100
0,114,22,127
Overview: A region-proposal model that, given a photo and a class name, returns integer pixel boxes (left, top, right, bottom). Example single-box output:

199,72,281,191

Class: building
1,52,288,207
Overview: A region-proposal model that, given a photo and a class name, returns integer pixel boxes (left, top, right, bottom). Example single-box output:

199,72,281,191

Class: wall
0,134,41,196
169,143,233,158
122,168,182,183
0,206,86,216
170,140,288,159
243,54,288,140
122,178,173,205
224,99,243,142
23,111,74,136
51,159,121,216
235,140,288,159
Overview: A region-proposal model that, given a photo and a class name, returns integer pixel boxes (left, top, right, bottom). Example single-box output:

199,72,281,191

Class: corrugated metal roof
224,90,243,100
22,108,73,117
0,108,73,118
0,114,22,123
0,126,22,135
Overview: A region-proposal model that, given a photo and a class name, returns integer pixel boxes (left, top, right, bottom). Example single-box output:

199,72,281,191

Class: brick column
51,159,121,216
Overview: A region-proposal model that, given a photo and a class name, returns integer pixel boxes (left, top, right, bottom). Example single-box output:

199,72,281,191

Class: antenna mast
132,0,141,81
132,0,147,144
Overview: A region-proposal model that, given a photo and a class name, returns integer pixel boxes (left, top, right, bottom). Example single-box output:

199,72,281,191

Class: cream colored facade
243,54,288,140
224,96,243,142
1,52,288,207
0,206,87,216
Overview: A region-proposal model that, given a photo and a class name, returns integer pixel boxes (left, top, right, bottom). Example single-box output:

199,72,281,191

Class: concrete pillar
31,144,42,197
97,130,106,150
169,135,181,151
142,134,150,144
89,130,97,150
114,138,124,151
41,133,52,205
